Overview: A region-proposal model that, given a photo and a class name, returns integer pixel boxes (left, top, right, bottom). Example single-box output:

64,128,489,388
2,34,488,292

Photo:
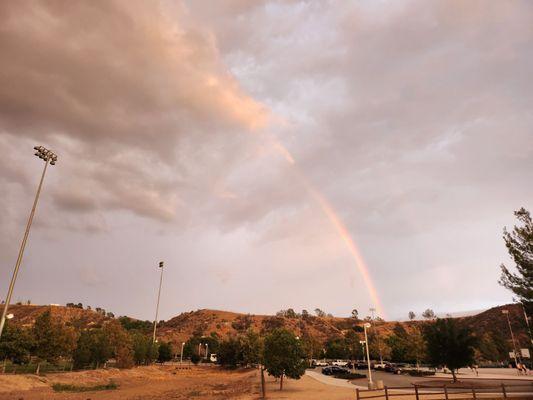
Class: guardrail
356,382,533,400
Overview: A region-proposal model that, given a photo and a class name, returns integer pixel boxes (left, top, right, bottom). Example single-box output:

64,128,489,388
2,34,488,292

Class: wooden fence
356,382,533,400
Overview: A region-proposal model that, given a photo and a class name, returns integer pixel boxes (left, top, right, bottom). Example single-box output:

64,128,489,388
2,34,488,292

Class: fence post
356,388,360,400
385,386,389,400
414,384,419,400
501,383,507,399
444,385,448,400
472,387,477,400
260,366,266,399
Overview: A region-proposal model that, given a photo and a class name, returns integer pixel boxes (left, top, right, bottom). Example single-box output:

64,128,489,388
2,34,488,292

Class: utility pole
0,146,57,340
152,261,164,344
180,342,185,364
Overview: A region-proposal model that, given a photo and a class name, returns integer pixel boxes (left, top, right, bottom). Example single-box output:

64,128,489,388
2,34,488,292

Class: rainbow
269,136,386,319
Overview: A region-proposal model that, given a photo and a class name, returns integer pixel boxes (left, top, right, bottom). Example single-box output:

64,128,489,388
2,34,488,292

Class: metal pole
0,159,49,339
504,310,520,365
152,262,164,344
205,343,208,359
180,342,185,364
364,323,373,385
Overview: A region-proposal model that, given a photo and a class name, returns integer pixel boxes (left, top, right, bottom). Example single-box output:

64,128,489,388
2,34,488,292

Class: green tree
218,337,243,367
33,310,77,367
131,332,158,365
422,309,436,320
424,319,477,382
103,320,134,368
73,329,111,369
499,208,533,311
157,342,173,363
242,330,263,366
263,329,306,390
0,323,34,364
325,337,349,359
408,311,416,320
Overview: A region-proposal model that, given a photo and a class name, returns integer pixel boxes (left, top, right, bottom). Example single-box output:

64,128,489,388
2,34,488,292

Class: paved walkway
434,368,533,381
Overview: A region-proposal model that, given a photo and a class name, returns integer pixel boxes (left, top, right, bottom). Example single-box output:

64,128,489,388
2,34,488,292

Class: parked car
374,362,388,371
332,360,349,367
313,360,329,367
322,366,349,375
209,354,217,363
385,363,406,374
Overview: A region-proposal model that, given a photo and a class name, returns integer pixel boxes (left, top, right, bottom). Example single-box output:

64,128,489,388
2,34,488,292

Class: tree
0,323,33,364
408,311,416,320
325,337,349,359
218,337,243,367
424,318,477,382
351,309,359,320
33,310,77,367
242,330,263,366
73,329,111,369
422,309,436,320
102,320,134,368
263,329,306,390
499,208,533,311
301,310,309,319
157,342,173,363
314,308,326,318
131,332,158,365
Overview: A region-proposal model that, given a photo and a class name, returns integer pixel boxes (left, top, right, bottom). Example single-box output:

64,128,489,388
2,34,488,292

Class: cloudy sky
1,0,532,321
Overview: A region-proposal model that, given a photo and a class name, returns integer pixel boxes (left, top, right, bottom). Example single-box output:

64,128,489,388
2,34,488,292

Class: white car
332,360,348,367
314,360,329,367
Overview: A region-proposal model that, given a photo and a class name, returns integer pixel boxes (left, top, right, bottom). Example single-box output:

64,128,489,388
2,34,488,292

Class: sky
0,0,532,321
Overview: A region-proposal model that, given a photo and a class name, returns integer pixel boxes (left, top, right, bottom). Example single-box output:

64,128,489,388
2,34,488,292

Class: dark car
322,366,349,375
385,363,406,374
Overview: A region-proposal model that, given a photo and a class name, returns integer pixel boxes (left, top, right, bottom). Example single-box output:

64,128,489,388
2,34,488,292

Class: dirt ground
0,364,360,400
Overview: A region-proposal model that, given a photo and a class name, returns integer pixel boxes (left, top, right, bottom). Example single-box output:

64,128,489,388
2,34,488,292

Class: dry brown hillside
4,303,530,352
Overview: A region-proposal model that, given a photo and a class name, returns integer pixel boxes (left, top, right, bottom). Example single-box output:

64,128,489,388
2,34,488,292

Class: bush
334,372,366,380
52,382,118,392
190,353,201,364
403,369,435,376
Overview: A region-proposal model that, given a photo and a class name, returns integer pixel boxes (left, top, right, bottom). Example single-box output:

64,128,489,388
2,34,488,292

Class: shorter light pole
503,310,520,365
363,323,373,388
180,342,185,364
205,343,209,359
152,261,164,344
359,340,365,362
198,343,202,356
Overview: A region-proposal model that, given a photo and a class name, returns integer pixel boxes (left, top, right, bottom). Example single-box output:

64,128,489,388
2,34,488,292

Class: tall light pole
152,261,164,344
205,343,209,359
503,309,520,365
0,146,57,340
363,322,373,388
180,342,185,364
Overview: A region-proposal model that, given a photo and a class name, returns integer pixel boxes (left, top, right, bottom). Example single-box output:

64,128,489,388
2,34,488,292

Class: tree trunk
280,373,284,390
451,369,457,383
2,358,6,374
35,362,41,375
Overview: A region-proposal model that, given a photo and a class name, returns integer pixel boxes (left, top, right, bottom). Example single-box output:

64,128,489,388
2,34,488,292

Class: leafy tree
301,310,309,319
314,308,326,318
157,342,173,363
33,310,77,366
368,330,391,362
300,332,323,360
351,309,359,320
422,309,436,320
285,308,297,318
263,329,306,390
325,337,349,359
424,318,477,382
499,208,533,311
242,330,263,366
131,332,158,365
408,311,416,320
73,329,111,369
260,316,285,334
0,323,34,364
231,314,254,332
118,316,152,332
218,337,243,367
103,320,134,368
345,331,363,361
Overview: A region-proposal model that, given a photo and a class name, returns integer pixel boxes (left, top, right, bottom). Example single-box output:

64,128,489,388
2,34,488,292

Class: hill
4,303,530,355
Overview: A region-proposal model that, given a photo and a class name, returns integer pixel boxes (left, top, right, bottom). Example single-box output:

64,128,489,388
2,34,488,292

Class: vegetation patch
334,372,366,380
52,381,118,392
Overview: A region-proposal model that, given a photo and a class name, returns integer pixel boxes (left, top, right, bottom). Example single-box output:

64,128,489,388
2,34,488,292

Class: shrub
334,372,366,380
190,353,201,364
403,369,435,377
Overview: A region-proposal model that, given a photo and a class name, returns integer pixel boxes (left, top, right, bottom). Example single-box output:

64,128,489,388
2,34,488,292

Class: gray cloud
0,0,531,320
